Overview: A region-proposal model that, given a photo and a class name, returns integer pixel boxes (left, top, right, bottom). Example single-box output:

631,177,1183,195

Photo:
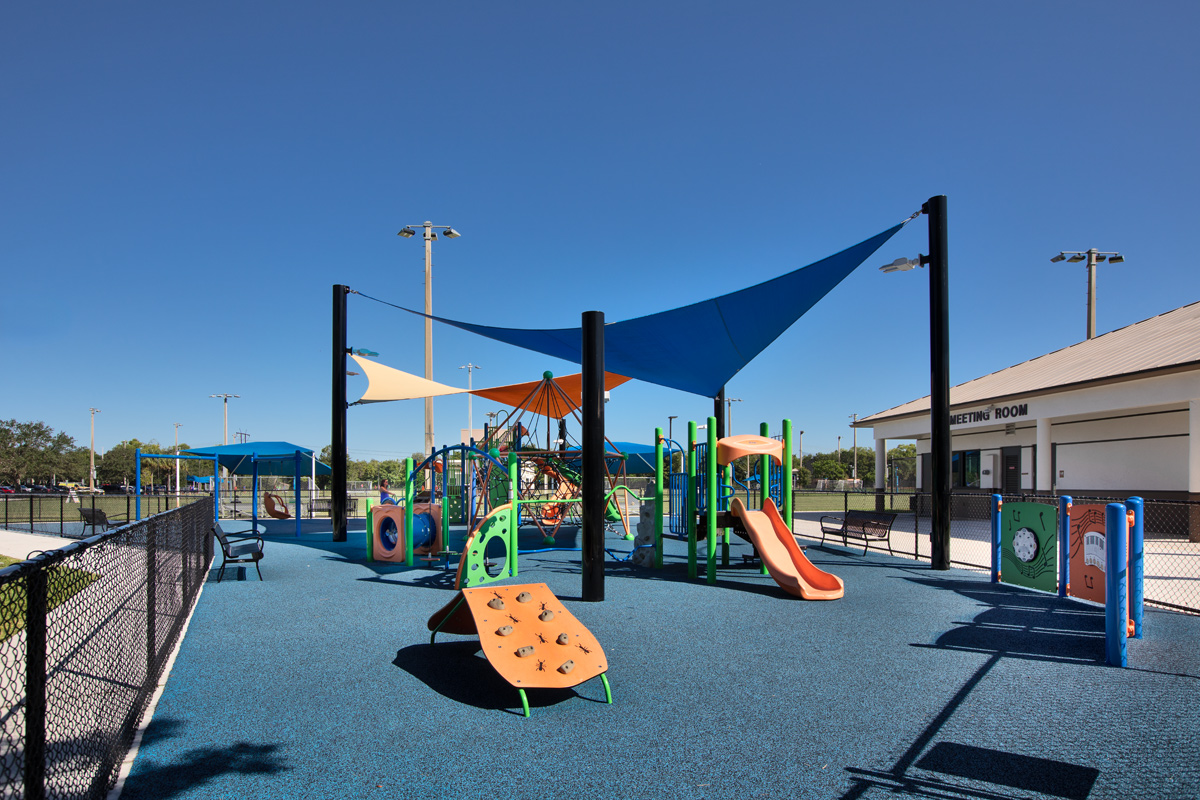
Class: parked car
100,484,132,494
0,486,15,494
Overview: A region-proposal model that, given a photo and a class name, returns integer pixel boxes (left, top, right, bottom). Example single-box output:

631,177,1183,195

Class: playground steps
427,582,611,716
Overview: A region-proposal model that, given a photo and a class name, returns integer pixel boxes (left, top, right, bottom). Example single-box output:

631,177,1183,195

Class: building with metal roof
854,301,1200,535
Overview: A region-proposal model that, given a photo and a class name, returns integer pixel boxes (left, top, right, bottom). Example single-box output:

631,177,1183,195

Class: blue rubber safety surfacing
119,527,1200,800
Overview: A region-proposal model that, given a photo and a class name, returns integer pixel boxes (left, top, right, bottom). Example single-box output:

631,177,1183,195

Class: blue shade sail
375,222,908,398
181,442,332,476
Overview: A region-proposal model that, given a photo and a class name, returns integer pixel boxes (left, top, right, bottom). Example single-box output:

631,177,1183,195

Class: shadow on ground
392,642,585,716
119,717,288,800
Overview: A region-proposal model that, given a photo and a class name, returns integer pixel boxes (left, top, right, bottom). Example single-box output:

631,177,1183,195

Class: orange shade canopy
472,371,631,419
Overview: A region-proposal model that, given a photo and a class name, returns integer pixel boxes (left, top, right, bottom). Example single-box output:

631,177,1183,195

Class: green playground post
440,452,451,556
706,416,717,585
404,457,415,567
365,498,374,561
654,426,664,569
687,420,697,579
508,452,520,577
783,420,794,533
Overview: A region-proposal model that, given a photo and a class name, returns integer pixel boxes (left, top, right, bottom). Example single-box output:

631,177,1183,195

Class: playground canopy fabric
471,372,632,418
350,356,632,417
351,354,469,404
181,442,332,476
562,441,658,474
365,222,909,397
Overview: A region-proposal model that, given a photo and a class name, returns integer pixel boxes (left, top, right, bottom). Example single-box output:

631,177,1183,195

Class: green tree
791,456,811,489
0,419,79,485
810,458,845,481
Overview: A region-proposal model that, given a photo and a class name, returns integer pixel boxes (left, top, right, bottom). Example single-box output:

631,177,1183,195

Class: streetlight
1051,249,1124,340
89,408,100,491
173,422,182,504
837,435,842,471
399,221,461,454
209,394,239,445
878,195,950,569
726,398,742,434
797,430,804,489
459,363,482,443
849,413,858,480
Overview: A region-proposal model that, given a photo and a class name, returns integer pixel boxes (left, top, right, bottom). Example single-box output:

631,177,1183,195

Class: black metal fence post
146,523,158,679
24,565,48,800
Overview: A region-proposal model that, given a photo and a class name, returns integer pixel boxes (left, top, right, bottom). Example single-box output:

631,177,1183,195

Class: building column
1190,400,1200,542
875,437,886,511
1036,417,1052,493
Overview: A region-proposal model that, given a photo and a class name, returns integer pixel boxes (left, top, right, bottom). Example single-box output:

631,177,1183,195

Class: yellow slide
729,497,844,600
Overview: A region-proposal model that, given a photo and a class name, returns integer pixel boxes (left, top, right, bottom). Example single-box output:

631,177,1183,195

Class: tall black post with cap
581,310,605,601
925,196,950,569
332,284,349,542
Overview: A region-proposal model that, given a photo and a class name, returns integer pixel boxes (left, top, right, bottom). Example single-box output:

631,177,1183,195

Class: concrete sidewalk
0,529,73,560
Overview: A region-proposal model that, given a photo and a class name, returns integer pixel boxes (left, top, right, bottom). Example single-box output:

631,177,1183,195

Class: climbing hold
516,646,535,658
516,592,533,603
557,660,575,674
539,610,555,622
487,598,505,610
557,633,570,645
496,625,514,637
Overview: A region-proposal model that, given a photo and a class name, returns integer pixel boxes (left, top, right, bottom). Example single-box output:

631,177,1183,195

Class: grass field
0,555,100,639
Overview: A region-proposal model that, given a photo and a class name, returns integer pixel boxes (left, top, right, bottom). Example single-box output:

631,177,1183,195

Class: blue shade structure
181,442,332,476
362,221,910,398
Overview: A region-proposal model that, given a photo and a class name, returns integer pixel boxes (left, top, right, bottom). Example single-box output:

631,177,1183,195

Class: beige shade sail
350,355,469,404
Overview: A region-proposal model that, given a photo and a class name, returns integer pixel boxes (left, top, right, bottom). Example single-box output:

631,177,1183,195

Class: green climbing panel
457,504,514,589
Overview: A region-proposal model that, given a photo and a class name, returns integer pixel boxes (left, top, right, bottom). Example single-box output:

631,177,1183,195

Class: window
952,450,981,489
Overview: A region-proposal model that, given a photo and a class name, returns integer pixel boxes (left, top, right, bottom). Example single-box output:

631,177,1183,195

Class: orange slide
729,496,844,600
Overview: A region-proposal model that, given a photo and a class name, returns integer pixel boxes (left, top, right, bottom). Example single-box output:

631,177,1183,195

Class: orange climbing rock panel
428,583,607,690
716,434,784,467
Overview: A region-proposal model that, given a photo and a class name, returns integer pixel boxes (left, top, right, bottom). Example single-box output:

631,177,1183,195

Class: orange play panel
427,583,610,714
716,434,784,466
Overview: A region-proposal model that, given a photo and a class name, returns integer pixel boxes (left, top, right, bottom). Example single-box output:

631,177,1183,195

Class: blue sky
4,2,1199,463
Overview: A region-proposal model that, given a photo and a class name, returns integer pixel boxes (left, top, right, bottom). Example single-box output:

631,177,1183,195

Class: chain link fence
793,490,1199,614
0,497,213,799
0,493,209,538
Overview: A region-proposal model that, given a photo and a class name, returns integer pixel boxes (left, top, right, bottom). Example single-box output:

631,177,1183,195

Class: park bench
212,523,265,582
819,509,898,555
305,497,359,517
78,507,130,537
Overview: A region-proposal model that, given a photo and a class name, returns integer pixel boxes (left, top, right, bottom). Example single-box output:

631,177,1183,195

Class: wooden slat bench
306,497,360,517
819,510,898,555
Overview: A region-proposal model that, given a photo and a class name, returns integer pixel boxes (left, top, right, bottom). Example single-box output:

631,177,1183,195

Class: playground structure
427,581,612,717
991,495,1146,667
644,415,843,600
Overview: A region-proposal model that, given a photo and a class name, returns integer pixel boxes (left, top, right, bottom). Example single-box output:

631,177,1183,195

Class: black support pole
581,310,605,601
926,195,951,570
332,284,348,542
715,387,726,440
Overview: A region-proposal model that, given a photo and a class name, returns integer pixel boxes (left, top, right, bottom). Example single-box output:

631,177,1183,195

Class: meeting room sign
950,402,1031,428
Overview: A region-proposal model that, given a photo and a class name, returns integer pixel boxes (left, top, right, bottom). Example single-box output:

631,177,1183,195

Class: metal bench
819,509,897,555
305,497,359,517
78,507,130,537
212,523,265,582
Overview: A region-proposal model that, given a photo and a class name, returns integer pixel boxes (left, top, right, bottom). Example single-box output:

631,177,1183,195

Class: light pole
726,398,742,434
797,430,804,489
837,436,842,471
878,195,950,569
173,422,182,504
399,221,461,454
459,362,481,443
1051,249,1124,340
89,408,100,491
209,394,239,445
849,413,858,480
